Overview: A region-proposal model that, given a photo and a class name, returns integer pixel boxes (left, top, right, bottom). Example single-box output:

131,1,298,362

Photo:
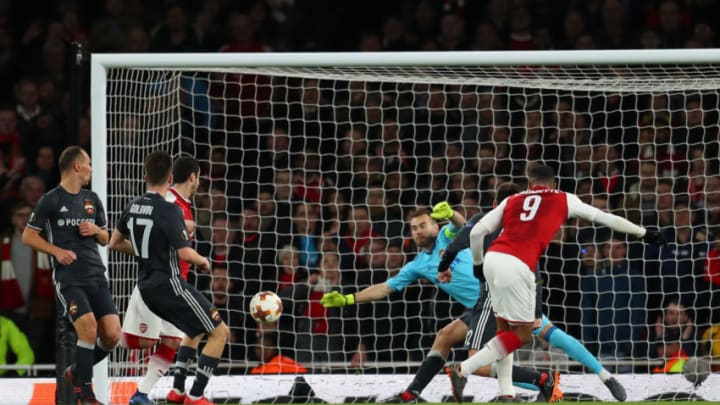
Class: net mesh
104,63,720,376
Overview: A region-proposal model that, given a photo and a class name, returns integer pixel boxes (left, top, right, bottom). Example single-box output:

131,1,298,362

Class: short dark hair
496,182,522,202
144,150,173,186
58,146,87,173
527,164,555,183
173,156,200,184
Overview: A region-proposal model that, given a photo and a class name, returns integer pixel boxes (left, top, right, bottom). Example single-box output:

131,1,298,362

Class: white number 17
520,195,541,221
128,217,154,259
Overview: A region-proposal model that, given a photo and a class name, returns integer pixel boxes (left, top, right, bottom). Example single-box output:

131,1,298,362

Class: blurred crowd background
2,0,720,375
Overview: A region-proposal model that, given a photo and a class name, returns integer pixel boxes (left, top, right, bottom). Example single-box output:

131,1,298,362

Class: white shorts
122,286,184,340
483,251,536,324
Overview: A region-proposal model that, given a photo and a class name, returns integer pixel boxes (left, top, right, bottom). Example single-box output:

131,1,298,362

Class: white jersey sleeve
469,198,507,265
566,193,646,237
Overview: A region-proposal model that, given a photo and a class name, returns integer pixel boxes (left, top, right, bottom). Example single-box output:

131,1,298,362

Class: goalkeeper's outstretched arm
321,283,393,308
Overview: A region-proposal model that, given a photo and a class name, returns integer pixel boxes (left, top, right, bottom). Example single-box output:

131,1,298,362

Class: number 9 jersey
487,186,571,272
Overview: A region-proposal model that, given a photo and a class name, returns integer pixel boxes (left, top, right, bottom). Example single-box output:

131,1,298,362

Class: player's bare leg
68,312,101,402
187,323,229,404
451,319,532,400
94,314,120,364
168,334,200,403
169,323,229,405
385,320,468,402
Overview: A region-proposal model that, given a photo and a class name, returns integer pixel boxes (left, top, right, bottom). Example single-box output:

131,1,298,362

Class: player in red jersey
117,156,200,405
444,164,665,401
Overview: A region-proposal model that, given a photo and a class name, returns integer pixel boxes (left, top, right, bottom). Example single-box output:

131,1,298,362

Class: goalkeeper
322,187,561,403
437,183,627,402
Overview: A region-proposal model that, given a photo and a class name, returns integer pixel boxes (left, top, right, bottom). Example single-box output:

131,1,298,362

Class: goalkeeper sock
139,342,177,394
545,325,603,375
172,345,197,392
510,366,544,391
406,350,446,395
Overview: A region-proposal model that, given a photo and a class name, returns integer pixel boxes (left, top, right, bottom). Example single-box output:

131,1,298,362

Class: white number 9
520,195,541,221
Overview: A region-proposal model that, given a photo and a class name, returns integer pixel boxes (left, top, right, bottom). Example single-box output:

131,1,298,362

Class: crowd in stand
2,0,720,374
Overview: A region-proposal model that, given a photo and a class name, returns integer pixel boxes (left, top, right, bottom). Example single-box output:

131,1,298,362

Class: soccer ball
249,291,283,324
682,356,711,387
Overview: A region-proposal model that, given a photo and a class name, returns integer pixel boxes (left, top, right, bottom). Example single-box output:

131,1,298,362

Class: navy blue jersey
27,186,107,285
116,192,191,284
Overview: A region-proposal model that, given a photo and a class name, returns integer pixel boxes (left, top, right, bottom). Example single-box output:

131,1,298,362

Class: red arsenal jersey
488,186,568,271
166,187,193,280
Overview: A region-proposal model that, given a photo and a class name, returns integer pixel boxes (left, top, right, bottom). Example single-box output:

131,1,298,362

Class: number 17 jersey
488,185,569,271
116,192,191,284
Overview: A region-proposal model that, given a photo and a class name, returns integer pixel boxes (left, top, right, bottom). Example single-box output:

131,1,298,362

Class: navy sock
189,355,219,398
172,346,197,392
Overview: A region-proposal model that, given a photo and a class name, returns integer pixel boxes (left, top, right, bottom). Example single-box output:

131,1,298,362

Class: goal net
94,51,720,380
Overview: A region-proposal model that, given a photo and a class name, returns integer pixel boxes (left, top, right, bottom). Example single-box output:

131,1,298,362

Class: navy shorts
56,280,118,322
139,276,222,338
459,285,497,351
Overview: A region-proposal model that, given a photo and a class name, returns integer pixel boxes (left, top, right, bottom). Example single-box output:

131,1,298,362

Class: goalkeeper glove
431,201,454,220
320,291,355,308
642,229,667,246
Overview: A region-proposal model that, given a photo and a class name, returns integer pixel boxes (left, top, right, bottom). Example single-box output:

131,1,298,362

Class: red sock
496,331,523,356
155,342,177,363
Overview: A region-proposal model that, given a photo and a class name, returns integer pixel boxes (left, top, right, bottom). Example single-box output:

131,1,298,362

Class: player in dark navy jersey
22,145,120,405
109,151,228,405
121,157,201,405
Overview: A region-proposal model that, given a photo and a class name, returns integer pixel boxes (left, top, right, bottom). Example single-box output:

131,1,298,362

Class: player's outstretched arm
567,194,666,246
321,283,393,308
109,228,135,256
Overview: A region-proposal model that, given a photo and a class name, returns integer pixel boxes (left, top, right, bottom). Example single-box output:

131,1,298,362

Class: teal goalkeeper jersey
386,224,480,308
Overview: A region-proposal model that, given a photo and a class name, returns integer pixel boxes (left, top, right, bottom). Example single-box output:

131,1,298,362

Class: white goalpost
89,50,720,403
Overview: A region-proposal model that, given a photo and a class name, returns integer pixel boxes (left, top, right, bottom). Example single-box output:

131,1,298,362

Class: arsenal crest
210,309,221,322
139,322,148,333
68,301,78,316
83,199,95,215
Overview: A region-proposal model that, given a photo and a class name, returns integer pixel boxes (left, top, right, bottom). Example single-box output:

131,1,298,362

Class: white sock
460,341,502,376
497,354,515,397
138,353,172,394
489,363,498,378
598,369,612,382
